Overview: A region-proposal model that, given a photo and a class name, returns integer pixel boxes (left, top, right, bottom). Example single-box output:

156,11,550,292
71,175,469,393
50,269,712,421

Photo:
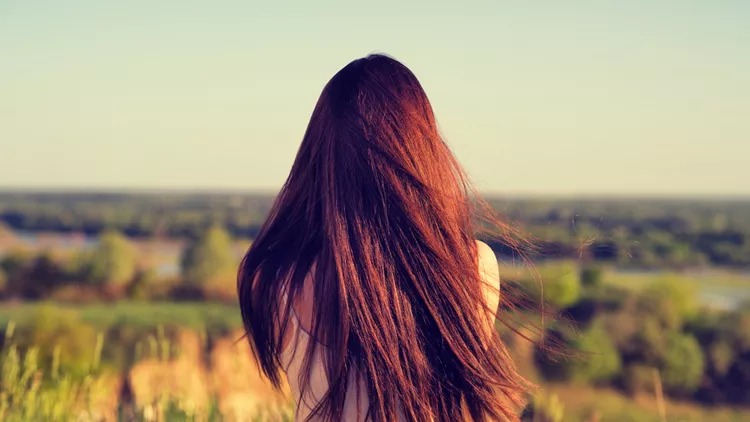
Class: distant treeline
1,192,749,268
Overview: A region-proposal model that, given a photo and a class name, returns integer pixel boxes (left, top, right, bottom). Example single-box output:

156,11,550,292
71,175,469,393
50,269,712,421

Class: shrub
12,305,99,375
85,230,137,289
526,262,581,310
180,226,235,288
636,288,683,331
20,253,65,300
126,269,159,301
660,332,705,395
521,392,565,422
580,263,604,289
644,274,698,320
572,322,622,384
535,322,621,385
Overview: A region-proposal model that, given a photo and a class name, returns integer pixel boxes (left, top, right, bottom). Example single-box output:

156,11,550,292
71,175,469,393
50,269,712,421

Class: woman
238,54,529,421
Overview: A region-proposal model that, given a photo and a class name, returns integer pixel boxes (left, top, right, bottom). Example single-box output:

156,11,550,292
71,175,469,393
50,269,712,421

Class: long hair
238,54,532,421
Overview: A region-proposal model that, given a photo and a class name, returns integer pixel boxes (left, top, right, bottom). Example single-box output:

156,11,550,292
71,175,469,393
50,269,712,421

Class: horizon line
0,186,748,202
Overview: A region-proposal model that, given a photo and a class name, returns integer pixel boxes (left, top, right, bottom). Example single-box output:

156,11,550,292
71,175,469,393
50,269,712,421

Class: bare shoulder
475,240,499,280
475,240,500,326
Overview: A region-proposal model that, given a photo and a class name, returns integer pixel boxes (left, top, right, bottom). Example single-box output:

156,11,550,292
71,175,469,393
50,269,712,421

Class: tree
660,332,705,395
572,322,622,384
580,263,604,289
529,262,581,309
180,226,235,287
537,321,621,385
644,275,698,318
86,230,137,288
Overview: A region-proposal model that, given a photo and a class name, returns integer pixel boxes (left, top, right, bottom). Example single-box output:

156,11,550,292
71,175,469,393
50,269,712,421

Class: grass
0,301,242,331
0,320,293,421
543,384,750,422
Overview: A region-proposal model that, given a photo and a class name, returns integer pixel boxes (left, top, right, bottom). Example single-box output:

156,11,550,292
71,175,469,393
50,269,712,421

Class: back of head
239,54,528,421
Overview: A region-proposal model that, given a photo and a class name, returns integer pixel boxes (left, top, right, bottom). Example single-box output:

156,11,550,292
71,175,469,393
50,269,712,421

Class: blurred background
1,1,749,421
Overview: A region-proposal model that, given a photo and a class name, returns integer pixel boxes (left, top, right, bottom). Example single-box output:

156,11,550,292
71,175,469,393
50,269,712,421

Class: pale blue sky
1,1,748,196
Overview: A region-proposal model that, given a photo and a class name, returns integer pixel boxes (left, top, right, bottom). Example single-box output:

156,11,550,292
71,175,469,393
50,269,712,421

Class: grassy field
3,301,750,421
0,301,242,330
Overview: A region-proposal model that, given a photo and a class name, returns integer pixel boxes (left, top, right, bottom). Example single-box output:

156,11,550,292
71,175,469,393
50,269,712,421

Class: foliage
180,226,235,288
3,193,750,267
84,230,137,288
525,262,581,310
10,305,100,375
126,269,159,301
579,264,604,289
659,332,704,395
536,323,620,385
572,323,622,384
644,274,698,320
0,321,294,422
521,392,565,422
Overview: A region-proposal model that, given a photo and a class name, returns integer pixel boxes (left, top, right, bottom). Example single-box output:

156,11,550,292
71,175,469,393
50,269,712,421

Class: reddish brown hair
238,54,531,421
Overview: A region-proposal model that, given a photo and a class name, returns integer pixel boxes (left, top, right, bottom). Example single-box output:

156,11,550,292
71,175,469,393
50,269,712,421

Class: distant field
0,301,242,330
498,261,750,310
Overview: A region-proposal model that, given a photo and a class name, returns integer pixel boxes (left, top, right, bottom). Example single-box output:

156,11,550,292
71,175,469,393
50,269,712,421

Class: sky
1,1,748,196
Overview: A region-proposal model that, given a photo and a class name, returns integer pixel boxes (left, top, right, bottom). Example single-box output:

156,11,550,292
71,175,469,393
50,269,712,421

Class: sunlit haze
1,1,748,196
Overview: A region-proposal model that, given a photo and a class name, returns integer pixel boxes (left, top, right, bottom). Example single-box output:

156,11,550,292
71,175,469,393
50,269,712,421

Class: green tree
580,263,604,289
660,332,704,395
571,322,622,384
636,275,697,331
535,321,621,385
180,226,235,287
530,262,581,309
86,230,137,288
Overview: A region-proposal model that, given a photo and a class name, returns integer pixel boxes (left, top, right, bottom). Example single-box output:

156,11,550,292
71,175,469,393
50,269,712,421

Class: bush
526,262,581,310
580,264,604,289
636,287,684,331
572,322,622,384
126,269,159,301
180,226,235,288
660,332,705,395
20,253,65,300
644,274,698,320
12,305,100,375
536,322,621,385
85,230,137,289
521,392,565,422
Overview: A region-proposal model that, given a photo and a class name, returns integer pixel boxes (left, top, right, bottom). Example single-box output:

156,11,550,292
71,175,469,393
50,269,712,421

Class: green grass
0,301,242,330
544,384,750,422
